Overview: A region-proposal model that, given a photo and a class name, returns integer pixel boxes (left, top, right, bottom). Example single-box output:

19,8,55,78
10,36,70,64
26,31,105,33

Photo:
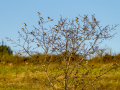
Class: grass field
0,53,120,90
0,62,120,89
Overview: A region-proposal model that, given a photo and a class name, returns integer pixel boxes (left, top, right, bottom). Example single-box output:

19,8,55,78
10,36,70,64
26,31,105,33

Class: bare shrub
6,12,119,90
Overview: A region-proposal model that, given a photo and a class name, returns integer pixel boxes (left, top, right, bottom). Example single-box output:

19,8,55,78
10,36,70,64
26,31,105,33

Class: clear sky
0,0,120,57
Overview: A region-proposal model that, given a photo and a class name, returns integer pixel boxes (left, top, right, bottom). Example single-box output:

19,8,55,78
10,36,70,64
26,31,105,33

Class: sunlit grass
0,51,120,89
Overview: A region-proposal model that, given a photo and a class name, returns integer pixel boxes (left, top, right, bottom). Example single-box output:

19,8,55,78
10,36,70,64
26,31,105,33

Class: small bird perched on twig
18,53,21,56
38,12,40,15
57,37,60,40
37,44,40,47
76,17,79,20
48,17,53,21
23,23,27,26
40,17,43,20
84,15,87,19
55,29,58,32
55,25,58,28
75,20,78,22
43,32,46,35
22,28,24,30
38,21,40,25
94,18,96,21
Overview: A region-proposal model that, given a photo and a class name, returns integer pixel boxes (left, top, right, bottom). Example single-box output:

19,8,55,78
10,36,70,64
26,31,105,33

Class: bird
48,17,53,21
75,20,78,22
18,53,21,55
38,21,40,24
38,12,40,15
55,47,57,49
48,17,51,21
37,44,40,47
55,29,58,32
23,23,27,26
84,15,87,19
30,32,33,34
79,38,82,41
76,17,79,19
43,32,46,35
48,17,50,19
57,37,60,40
22,28,24,30
55,25,58,28
40,17,43,20
94,18,96,21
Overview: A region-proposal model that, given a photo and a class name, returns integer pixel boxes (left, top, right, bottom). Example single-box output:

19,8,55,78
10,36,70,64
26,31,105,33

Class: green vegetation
0,40,13,63
0,51,120,90
0,40,13,56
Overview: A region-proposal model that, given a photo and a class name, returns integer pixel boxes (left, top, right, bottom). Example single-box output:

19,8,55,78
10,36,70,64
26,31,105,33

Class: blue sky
0,0,120,57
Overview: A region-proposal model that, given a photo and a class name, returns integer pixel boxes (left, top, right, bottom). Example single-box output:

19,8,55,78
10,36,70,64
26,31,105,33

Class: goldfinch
48,17,50,19
38,21,40,24
43,32,46,35
94,18,96,21
40,17,43,20
76,17,78,19
22,28,24,30
75,20,78,22
55,25,58,28
48,17,51,21
57,37,60,40
55,47,57,49
55,29,58,32
18,53,21,55
84,15,87,19
38,12,40,15
79,38,81,41
23,23,27,26
37,44,40,47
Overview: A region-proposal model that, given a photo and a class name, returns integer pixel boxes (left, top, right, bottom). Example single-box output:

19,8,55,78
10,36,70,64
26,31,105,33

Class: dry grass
0,52,120,89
